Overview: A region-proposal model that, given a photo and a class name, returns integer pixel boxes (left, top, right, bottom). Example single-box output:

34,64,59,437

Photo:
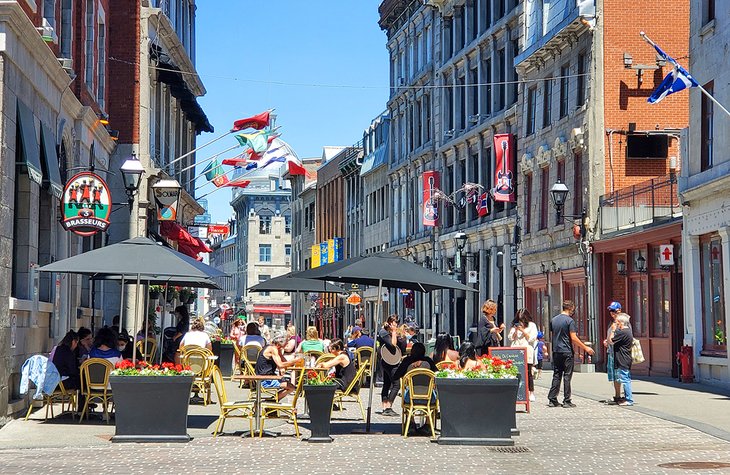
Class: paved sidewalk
535,370,730,442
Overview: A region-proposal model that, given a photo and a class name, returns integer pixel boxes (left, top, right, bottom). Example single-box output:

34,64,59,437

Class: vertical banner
334,237,343,261
493,133,516,202
422,170,440,227
320,242,329,265
327,239,335,263
311,244,321,268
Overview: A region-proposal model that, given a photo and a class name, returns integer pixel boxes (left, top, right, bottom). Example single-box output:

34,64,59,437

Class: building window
559,63,569,118
284,215,291,234
525,173,532,234
510,40,519,105
259,244,271,262
97,17,106,110
573,151,584,216
701,234,726,353
629,276,649,338
701,80,714,171
556,159,565,225
60,0,72,59
497,48,506,110
526,86,536,135
259,215,272,234
702,0,715,25
85,0,94,86
651,274,670,338
542,77,552,128
539,167,549,230
457,74,466,130
482,57,492,116
285,244,291,257
259,274,271,297
43,0,56,28
576,53,586,106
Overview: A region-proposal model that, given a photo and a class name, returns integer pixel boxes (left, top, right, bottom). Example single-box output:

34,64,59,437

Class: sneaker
383,408,399,417
529,393,536,402
618,401,634,406
547,401,562,408
563,402,577,408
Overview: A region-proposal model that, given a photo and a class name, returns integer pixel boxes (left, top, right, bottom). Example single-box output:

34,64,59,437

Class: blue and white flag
648,43,698,104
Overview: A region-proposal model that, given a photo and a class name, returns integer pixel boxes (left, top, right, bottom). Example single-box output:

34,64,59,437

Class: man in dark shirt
347,326,375,349
547,300,595,408
611,313,634,406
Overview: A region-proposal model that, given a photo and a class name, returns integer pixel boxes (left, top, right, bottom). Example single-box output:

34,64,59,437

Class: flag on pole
231,111,270,132
226,179,251,189
212,174,229,187
476,192,489,217
235,130,271,153
648,43,698,104
203,159,224,181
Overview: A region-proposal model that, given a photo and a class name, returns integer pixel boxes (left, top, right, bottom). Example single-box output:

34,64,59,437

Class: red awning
253,305,291,314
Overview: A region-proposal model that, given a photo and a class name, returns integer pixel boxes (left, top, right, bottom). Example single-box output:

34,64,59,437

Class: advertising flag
422,170,440,227
493,134,516,202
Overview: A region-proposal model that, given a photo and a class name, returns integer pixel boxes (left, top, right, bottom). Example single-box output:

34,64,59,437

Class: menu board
488,346,530,412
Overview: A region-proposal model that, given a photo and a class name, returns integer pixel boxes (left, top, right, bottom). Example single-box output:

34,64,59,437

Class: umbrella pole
160,283,170,365
365,278,383,433
91,278,96,334
132,274,141,365
143,280,150,364
119,277,125,334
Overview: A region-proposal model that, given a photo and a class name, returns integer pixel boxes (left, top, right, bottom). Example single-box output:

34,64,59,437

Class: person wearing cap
535,331,548,379
346,326,374,349
604,301,623,404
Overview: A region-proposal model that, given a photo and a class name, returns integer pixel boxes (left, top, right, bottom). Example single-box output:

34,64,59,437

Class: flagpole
180,144,240,177
640,31,730,119
167,130,234,169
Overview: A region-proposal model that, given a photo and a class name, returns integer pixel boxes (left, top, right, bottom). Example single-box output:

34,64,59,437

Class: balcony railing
599,173,681,235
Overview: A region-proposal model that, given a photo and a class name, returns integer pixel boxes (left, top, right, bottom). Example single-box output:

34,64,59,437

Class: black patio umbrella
294,252,476,431
91,274,222,289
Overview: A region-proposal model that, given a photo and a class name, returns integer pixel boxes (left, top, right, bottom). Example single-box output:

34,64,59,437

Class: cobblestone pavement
2,382,730,474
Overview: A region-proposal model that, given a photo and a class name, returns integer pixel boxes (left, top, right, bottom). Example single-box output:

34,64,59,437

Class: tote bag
631,339,645,364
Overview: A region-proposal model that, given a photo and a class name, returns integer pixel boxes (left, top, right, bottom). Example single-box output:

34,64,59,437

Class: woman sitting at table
316,339,357,392
394,342,436,380
255,334,303,400
76,327,93,363
239,322,266,348
282,325,301,360
89,327,122,365
179,317,212,352
296,326,326,354
458,341,479,370
52,331,81,390
431,333,460,364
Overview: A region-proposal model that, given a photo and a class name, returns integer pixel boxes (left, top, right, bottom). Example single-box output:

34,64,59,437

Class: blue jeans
616,369,633,404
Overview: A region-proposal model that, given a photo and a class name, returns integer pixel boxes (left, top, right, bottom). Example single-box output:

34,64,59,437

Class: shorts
261,379,282,390
607,352,615,382
536,360,544,370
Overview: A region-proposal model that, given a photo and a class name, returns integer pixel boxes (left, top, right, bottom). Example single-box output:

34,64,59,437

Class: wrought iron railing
599,173,681,235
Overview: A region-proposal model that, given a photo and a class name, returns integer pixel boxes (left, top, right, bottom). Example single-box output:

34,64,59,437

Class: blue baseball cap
537,331,544,339
607,301,622,312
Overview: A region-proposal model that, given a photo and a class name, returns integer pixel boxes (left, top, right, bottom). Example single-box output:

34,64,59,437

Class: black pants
381,363,399,404
527,363,534,392
548,352,574,403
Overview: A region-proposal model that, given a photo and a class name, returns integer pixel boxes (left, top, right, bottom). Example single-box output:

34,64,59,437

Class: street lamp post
496,250,504,326
549,180,586,238
120,154,144,213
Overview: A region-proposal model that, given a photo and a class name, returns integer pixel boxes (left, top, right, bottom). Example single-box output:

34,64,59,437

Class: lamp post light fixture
635,253,647,273
120,154,144,210
454,231,467,273
549,180,586,239
616,259,627,275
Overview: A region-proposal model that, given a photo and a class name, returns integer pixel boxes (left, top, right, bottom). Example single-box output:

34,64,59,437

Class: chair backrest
315,353,336,366
340,361,369,396
80,358,113,393
403,368,435,403
290,367,307,407
435,361,454,370
232,343,242,359
211,366,227,405
136,338,157,361
182,348,213,377
355,347,373,367
242,345,261,364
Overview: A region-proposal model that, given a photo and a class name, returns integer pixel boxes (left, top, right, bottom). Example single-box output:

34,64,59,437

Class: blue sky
195,1,389,223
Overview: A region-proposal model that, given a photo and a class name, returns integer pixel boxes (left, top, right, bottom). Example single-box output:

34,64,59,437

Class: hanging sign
346,293,362,306
152,179,181,221
659,244,674,266
61,171,112,236
208,224,230,235
311,244,321,268
493,134,516,202
422,170,440,227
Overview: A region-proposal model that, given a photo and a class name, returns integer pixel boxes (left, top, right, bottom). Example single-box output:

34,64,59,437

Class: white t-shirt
239,335,266,348
181,330,211,349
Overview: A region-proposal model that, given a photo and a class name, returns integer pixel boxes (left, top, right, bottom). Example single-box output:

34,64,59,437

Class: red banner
493,133,516,202
476,192,490,217
208,224,230,235
422,170,440,227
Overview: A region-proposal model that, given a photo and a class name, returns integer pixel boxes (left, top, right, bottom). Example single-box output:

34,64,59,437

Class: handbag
631,339,645,364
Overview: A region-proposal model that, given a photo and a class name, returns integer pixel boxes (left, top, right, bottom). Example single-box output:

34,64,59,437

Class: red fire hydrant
676,345,694,383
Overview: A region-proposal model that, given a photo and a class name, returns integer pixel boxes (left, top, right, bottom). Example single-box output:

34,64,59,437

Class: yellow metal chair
182,347,215,405
232,344,243,380
400,368,437,438
211,366,254,437
435,360,456,370
332,362,370,421
135,338,157,363
24,380,77,421
259,367,306,438
314,353,336,366
79,358,114,423
240,345,262,389
355,346,374,385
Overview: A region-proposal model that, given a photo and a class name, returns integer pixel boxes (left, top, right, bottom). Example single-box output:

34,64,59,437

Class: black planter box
217,344,235,377
303,385,337,443
110,375,193,443
435,378,518,446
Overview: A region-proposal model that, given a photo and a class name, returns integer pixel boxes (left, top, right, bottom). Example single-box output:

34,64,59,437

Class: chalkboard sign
488,346,530,412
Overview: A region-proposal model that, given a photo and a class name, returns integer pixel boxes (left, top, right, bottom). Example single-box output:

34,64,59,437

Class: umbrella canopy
293,253,476,293
91,274,222,289
248,272,344,293
37,236,228,279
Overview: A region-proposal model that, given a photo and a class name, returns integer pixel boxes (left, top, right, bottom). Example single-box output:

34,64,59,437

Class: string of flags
201,110,305,191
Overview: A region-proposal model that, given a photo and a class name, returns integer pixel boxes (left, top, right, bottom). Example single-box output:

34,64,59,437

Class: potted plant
435,356,519,446
148,285,163,300
210,334,236,377
166,287,179,303
302,369,337,443
179,288,197,305
109,360,194,443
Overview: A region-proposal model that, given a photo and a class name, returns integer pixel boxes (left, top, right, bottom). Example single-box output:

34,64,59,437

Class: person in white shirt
179,318,212,351
239,322,267,348
257,316,271,342
508,308,539,402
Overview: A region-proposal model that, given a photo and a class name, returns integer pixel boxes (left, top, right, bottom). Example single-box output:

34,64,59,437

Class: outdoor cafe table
234,374,282,437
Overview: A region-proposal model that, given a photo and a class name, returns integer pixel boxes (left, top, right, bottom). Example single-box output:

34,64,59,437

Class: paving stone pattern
2,384,730,474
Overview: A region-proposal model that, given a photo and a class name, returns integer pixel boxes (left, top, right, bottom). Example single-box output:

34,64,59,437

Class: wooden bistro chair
435,361,455,371
24,380,77,421
135,338,157,364
182,347,215,406
79,358,114,423
314,353,336,366
211,366,254,437
332,362,370,421
259,367,306,438
232,344,243,380
355,346,374,386
400,368,437,438
240,345,262,390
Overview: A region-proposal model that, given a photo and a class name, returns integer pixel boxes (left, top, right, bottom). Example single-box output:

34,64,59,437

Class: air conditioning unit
37,19,55,42
397,77,406,86
57,57,73,70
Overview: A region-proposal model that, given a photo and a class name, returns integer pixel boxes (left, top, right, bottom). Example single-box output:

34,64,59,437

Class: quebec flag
648,44,698,104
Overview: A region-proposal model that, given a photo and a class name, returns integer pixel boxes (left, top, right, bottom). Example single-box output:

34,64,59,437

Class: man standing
603,301,622,403
547,300,595,408
610,313,634,406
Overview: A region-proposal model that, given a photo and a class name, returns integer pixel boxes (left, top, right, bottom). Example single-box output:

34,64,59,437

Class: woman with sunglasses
378,314,407,417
